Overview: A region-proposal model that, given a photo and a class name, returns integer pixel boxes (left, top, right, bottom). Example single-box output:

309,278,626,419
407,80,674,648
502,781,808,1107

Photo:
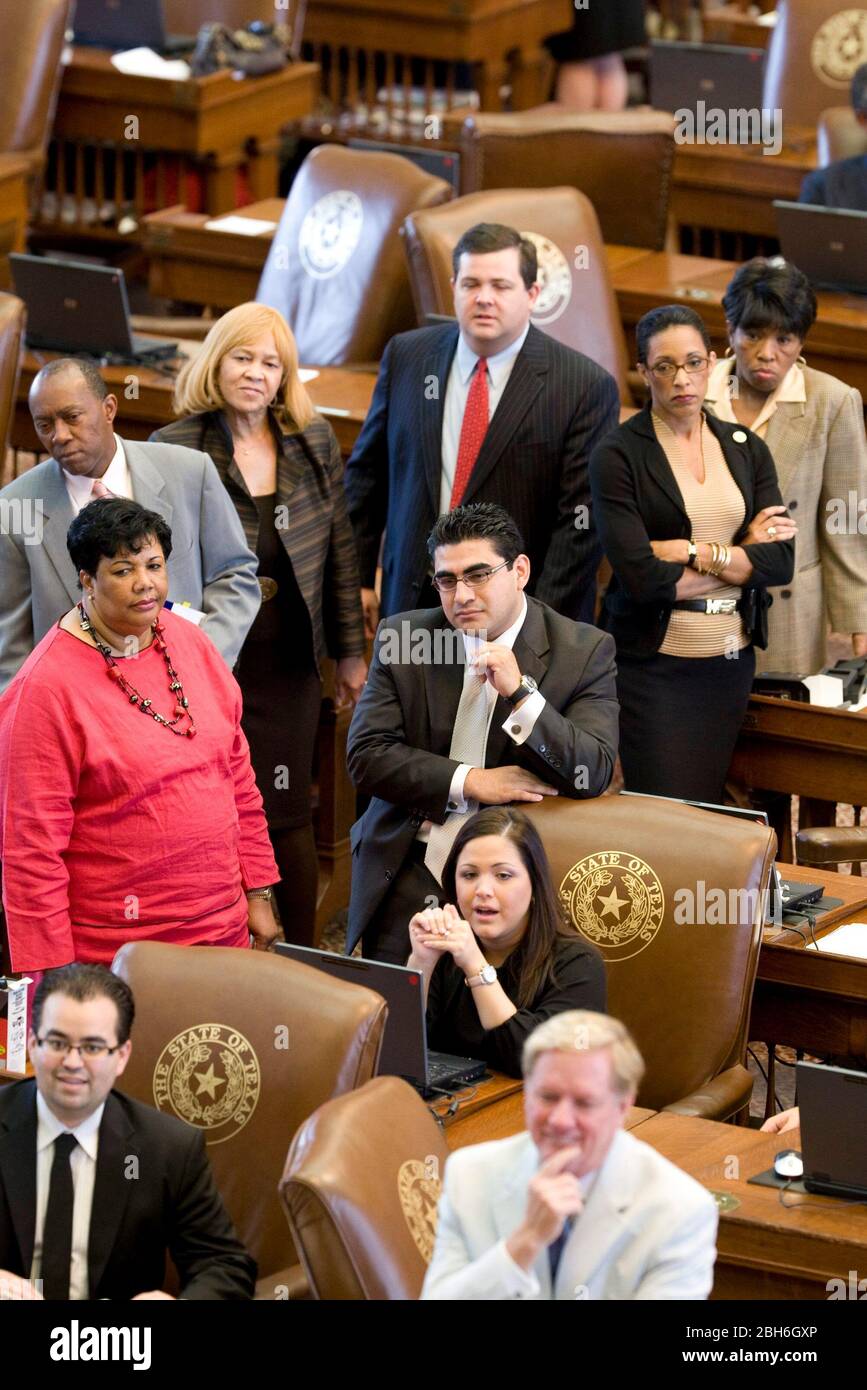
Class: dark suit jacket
345,596,619,953
589,406,795,659
800,155,867,211
0,1081,256,1300
151,410,365,672
344,322,620,624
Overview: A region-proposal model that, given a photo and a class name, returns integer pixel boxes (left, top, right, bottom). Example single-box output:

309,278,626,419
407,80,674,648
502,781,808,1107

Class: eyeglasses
34,1036,122,1059
646,356,710,380
432,560,513,594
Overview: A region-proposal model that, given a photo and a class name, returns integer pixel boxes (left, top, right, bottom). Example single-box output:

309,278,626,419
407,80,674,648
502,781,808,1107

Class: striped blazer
708,364,867,674
151,410,365,671
344,321,620,624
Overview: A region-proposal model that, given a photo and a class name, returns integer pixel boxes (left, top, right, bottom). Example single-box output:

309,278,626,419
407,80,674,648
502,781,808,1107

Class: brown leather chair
112,941,387,1299
280,1076,450,1300
763,1,867,132
796,824,867,873
402,187,631,403
817,105,867,165
0,0,71,176
458,108,676,251
255,145,453,365
0,292,24,457
520,795,776,1120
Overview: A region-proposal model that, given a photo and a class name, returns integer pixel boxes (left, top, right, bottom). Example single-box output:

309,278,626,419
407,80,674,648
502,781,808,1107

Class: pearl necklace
78,603,197,738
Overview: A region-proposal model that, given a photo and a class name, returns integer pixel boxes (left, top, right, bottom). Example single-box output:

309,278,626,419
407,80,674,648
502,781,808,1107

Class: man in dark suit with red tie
0,964,254,1301
344,222,620,633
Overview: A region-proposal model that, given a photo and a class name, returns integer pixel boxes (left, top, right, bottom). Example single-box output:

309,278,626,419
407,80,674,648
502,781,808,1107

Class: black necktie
548,1216,574,1287
41,1133,78,1300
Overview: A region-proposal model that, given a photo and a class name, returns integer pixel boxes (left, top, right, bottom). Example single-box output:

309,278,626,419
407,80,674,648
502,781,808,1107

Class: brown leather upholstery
459,108,676,250
280,1076,450,1300
402,187,631,402
520,795,776,1120
796,825,867,870
112,942,387,1297
0,293,24,456
763,1,867,132
0,0,71,172
256,145,452,365
817,105,867,165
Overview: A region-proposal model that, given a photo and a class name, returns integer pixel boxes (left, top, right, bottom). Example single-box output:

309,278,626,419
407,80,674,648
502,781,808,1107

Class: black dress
546,1,646,63
425,936,606,1079
233,494,322,830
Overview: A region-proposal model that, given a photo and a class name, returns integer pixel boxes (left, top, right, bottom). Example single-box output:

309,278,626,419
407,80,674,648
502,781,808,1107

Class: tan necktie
89,477,112,499
424,664,491,885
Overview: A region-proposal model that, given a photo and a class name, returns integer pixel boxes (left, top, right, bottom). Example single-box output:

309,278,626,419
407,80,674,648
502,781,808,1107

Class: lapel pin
732,430,748,443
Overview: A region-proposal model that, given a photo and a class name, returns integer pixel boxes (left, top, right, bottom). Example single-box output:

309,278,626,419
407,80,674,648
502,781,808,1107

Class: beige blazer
707,363,867,674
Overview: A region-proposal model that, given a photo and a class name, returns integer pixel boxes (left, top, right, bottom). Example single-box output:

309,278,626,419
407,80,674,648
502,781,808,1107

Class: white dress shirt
439,325,530,514
417,596,546,844
31,1093,105,1300
62,434,133,514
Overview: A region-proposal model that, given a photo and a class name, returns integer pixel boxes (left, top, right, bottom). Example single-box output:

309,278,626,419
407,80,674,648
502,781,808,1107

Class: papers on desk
757,10,778,25
111,47,191,80
203,215,278,236
803,673,847,707
298,369,319,383
807,923,867,958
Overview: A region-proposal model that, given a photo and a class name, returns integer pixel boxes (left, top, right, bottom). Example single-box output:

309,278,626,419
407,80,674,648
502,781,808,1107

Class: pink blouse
0,611,279,971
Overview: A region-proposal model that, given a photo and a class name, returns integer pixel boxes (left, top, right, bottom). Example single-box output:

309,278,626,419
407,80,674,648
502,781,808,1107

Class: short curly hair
67,496,173,581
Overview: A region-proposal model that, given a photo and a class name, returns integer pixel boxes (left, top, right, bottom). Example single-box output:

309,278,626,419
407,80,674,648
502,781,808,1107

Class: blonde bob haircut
522,1010,645,1097
172,302,315,431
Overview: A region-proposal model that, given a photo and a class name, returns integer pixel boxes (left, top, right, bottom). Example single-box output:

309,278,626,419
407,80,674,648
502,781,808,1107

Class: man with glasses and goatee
0,964,254,1300
346,504,618,963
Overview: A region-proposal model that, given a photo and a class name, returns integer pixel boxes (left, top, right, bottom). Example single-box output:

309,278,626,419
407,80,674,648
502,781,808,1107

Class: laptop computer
650,40,765,116
273,943,487,1095
72,0,194,55
798,1061,867,1199
10,254,177,363
775,201,867,295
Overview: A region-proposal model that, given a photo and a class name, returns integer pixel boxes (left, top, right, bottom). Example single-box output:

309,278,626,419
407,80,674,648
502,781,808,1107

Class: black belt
671,598,739,615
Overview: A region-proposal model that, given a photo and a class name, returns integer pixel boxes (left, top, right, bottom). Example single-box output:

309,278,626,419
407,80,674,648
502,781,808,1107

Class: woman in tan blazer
706,257,867,675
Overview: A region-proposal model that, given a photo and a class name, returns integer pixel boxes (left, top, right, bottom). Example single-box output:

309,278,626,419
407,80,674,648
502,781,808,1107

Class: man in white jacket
422,1011,718,1300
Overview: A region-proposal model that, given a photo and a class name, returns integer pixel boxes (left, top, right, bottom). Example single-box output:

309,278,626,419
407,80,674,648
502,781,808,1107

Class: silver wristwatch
465,964,498,988
505,674,538,707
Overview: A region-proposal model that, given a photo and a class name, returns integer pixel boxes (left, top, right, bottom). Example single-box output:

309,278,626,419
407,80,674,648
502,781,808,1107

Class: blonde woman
152,303,366,945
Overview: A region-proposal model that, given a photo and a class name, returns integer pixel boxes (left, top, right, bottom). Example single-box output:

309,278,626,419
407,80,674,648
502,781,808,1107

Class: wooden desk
610,248,867,401
752,861,867,1082
638,1112,867,1299
702,5,775,48
671,127,817,257
38,50,319,240
302,0,573,128
0,155,29,290
145,200,282,308
731,696,867,861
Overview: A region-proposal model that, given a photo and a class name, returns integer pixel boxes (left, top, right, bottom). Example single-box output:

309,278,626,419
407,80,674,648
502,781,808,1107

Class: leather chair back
0,0,71,169
402,187,630,401
763,1,867,132
280,1076,450,1300
0,293,24,456
459,109,676,250
520,795,775,1117
817,105,867,164
256,145,452,365
112,942,387,1285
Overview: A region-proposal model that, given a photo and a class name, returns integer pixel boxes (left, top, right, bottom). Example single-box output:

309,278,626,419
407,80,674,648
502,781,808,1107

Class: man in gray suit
0,358,260,689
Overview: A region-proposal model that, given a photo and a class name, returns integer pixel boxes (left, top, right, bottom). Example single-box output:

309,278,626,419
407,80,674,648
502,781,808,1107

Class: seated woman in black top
406,807,606,1079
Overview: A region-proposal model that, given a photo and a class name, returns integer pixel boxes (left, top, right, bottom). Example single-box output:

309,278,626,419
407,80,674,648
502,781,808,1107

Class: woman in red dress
0,497,280,972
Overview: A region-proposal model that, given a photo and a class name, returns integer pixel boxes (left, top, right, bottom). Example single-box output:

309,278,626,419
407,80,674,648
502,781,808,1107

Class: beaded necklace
78,602,197,738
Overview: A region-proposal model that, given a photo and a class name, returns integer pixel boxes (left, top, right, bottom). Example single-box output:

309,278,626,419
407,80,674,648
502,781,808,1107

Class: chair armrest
129,314,212,341
254,1264,311,1301
796,826,867,867
660,1064,753,1122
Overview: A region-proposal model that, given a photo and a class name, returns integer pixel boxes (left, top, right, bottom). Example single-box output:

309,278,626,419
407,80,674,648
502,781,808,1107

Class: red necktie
449,357,489,509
